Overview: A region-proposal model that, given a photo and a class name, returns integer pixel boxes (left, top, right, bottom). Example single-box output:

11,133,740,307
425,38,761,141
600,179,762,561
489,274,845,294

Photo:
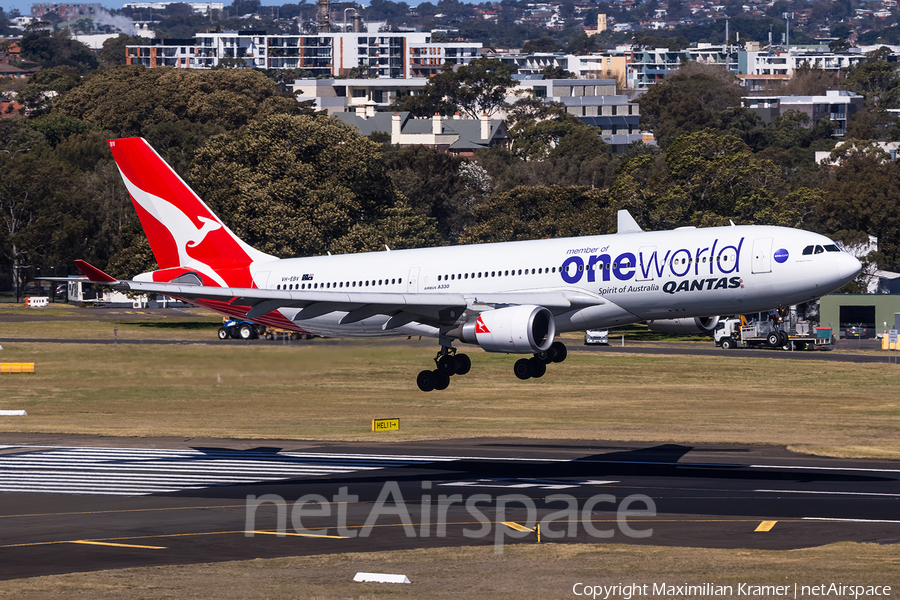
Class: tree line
3,56,900,295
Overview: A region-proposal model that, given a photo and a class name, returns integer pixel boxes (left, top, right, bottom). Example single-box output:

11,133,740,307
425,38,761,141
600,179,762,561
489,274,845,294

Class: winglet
73,260,119,284
617,210,643,234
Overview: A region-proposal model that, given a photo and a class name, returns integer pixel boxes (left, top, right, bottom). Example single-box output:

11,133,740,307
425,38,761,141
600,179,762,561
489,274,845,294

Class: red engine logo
475,315,490,334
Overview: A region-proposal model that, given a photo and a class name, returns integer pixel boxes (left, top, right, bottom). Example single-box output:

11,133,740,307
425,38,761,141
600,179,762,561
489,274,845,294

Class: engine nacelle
645,316,720,334
459,305,555,353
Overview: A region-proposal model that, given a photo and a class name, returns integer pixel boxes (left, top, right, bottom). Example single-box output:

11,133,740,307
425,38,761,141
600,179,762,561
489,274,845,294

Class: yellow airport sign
372,418,399,432
0,363,35,374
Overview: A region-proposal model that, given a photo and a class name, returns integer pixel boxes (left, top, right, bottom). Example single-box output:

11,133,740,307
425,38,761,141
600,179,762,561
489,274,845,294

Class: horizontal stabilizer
73,260,119,284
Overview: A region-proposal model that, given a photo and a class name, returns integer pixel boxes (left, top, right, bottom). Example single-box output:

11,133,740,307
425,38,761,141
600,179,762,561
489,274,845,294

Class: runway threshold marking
501,521,535,533
70,540,167,549
754,521,777,532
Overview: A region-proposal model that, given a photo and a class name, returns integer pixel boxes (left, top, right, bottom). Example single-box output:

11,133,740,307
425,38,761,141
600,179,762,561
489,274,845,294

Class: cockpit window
814,245,824,254
824,244,840,252
802,245,814,255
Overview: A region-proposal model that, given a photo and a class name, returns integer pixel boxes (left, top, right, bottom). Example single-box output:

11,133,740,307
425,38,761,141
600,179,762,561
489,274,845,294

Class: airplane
69,137,861,391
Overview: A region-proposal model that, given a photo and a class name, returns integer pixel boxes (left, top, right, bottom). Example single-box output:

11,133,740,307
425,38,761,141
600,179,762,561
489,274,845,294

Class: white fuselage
247,225,860,340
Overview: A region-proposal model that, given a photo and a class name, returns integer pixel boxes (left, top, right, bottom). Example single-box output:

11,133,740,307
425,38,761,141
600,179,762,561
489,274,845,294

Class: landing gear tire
437,354,458,375
550,341,567,363
766,332,780,347
534,349,553,364
455,353,471,375
529,357,546,378
778,330,789,347
433,370,451,390
514,358,533,380
720,338,734,350
217,327,229,340
417,369,436,392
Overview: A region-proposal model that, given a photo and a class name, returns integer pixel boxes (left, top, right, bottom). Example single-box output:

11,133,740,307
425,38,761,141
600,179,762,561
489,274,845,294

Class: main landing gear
514,341,568,380
416,347,471,392
414,341,569,391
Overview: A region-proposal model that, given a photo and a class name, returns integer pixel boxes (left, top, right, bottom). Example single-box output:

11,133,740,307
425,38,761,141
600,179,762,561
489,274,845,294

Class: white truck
714,314,833,351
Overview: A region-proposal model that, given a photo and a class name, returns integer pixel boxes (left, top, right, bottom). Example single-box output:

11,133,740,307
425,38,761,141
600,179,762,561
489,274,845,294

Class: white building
126,28,481,78
292,78,429,114
123,2,224,15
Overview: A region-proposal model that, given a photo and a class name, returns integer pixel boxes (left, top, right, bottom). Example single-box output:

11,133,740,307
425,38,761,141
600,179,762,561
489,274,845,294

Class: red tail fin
108,138,274,287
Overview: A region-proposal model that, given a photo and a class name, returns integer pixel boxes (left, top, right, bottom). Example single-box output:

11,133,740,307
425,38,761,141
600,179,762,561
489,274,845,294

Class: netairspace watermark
573,583,892,599
244,480,656,554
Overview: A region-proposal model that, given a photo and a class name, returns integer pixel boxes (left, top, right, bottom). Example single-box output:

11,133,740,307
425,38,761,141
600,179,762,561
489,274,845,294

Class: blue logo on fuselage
774,248,789,264
559,237,745,285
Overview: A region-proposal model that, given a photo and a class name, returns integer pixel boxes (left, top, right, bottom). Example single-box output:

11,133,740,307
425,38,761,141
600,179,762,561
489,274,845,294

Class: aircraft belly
554,299,640,332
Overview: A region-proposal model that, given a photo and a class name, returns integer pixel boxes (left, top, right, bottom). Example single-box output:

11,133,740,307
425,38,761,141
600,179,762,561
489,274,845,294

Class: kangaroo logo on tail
109,138,275,288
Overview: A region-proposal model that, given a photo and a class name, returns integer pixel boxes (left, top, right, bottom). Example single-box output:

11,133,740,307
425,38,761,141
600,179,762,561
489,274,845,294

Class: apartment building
743,89,864,136
126,29,481,77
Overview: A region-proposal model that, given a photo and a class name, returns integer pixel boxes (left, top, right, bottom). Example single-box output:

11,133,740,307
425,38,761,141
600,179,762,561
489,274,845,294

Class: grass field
1,543,897,599
2,307,899,594
1,314,898,457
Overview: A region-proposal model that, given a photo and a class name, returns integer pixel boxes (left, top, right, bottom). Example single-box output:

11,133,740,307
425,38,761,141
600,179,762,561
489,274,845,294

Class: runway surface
1,434,898,580
0,336,889,365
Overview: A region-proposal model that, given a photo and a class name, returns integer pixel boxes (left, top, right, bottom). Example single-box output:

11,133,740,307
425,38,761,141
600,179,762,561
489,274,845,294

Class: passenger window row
277,278,400,290
438,267,555,281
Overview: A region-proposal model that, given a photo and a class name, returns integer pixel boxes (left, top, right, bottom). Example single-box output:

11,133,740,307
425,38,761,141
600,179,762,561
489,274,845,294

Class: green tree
819,142,900,270
186,114,441,258
382,145,480,242
654,130,780,227
521,36,563,53
638,64,743,147
20,29,98,73
565,32,602,55
0,151,76,293
845,47,900,108
397,58,516,119
460,185,614,244
539,65,575,79
54,66,311,137
25,113,93,147
15,65,81,114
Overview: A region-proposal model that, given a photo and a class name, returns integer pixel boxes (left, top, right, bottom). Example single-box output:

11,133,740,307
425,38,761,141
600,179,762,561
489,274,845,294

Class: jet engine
459,305,555,353
645,316,720,334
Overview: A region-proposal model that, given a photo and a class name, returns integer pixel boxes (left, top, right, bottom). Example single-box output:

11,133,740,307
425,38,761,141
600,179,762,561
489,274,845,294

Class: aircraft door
636,246,657,281
253,270,271,289
751,238,773,274
407,267,420,293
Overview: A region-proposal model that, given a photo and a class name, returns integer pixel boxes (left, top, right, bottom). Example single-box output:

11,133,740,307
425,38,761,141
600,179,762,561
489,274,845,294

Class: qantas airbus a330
70,138,861,391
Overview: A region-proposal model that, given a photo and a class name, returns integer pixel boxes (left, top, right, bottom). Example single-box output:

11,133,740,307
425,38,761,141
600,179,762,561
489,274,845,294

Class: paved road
1,434,897,580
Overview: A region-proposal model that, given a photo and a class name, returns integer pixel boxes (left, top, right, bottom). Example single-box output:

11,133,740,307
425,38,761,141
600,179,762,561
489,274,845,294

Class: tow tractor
218,317,265,340
714,310,833,351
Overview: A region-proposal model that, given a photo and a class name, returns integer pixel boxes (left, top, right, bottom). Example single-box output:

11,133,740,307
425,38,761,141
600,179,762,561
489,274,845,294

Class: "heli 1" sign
372,418,399,432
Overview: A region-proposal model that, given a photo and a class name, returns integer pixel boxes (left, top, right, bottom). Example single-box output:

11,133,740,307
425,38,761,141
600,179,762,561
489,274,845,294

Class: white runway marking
0,446,445,497
755,489,900,497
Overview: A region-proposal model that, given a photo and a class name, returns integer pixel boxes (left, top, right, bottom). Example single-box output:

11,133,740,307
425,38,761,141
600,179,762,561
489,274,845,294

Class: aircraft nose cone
838,253,862,283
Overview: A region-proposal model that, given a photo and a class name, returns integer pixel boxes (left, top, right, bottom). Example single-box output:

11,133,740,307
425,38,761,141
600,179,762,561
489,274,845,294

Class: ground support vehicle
715,314,832,351
584,330,609,345
218,318,265,340
264,328,311,341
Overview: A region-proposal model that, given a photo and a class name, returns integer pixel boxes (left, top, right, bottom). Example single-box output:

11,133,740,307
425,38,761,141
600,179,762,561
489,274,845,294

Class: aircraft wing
74,262,604,329
120,280,603,327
